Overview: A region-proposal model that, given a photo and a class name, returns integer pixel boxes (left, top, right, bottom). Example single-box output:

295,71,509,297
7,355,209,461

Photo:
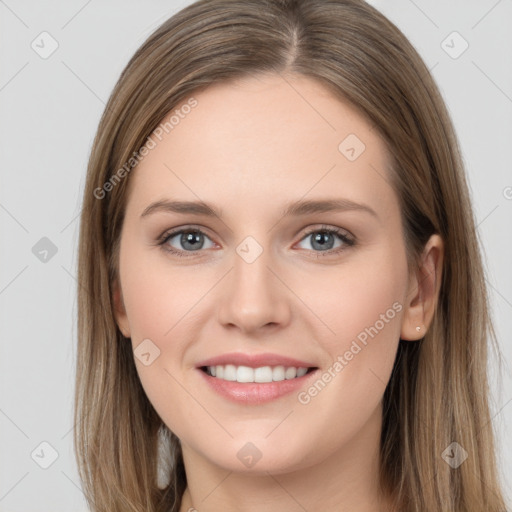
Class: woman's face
114,73,421,474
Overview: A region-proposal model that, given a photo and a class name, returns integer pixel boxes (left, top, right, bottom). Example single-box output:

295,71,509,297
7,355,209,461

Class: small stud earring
416,326,421,332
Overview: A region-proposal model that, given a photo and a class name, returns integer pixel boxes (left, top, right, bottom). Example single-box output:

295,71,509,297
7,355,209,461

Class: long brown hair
74,0,509,510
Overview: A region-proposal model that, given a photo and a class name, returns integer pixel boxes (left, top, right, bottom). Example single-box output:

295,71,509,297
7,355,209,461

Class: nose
217,242,292,335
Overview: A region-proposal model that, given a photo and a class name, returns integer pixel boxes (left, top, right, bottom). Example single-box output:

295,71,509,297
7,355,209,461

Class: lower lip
197,368,319,404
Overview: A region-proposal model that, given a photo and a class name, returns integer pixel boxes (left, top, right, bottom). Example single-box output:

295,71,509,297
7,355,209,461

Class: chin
192,434,322,476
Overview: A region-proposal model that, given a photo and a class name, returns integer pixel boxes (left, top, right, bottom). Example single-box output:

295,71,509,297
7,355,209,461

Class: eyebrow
140,198,378,219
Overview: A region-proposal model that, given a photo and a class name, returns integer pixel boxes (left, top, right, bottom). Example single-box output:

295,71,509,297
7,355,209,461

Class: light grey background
0,1,511,510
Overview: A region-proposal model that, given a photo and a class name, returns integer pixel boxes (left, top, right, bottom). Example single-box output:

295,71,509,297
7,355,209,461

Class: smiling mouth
200,364,317,383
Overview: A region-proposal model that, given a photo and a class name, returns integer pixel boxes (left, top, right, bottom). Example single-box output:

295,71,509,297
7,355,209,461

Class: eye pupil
182,231,203,250
311,231,335,251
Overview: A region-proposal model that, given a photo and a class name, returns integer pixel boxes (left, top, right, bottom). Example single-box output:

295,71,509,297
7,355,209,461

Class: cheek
294,245,407,423
117,240,193,393
119,254,198,435
304,245,407,354
120,244,207,343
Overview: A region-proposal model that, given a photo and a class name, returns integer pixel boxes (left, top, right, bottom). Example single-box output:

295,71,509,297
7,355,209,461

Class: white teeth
205,364,312,383
285,367,297,379
272,365,285,381
297,367,308,377
254,366,273,382
223,364,237,381
236,365,254,383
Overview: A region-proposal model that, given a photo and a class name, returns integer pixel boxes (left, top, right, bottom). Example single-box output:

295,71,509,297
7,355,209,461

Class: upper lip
196,352,317,369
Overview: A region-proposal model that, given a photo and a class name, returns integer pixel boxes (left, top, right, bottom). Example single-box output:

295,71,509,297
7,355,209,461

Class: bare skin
113,73,443,512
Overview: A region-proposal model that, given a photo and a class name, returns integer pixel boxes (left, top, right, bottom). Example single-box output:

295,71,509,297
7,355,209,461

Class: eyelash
157,224,355,259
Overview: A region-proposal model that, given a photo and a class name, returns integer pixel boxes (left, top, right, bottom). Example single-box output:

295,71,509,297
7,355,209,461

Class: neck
178,403,394,512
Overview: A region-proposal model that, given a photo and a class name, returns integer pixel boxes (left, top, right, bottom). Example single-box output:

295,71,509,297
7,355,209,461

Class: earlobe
112,279,131,338
400,234,444,341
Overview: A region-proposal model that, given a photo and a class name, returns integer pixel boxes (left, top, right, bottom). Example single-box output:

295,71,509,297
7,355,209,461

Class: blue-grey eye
164,230,215,252
297,229,349,252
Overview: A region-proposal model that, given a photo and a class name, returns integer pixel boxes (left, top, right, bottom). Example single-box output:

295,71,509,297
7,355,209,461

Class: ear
112,279,131,338
401,234,444,341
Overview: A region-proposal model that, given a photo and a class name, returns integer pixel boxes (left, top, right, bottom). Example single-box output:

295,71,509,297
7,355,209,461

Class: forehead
126,73,397,221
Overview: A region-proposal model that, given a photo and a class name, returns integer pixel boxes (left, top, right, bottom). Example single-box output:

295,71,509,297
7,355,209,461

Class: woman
74,0,509,510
